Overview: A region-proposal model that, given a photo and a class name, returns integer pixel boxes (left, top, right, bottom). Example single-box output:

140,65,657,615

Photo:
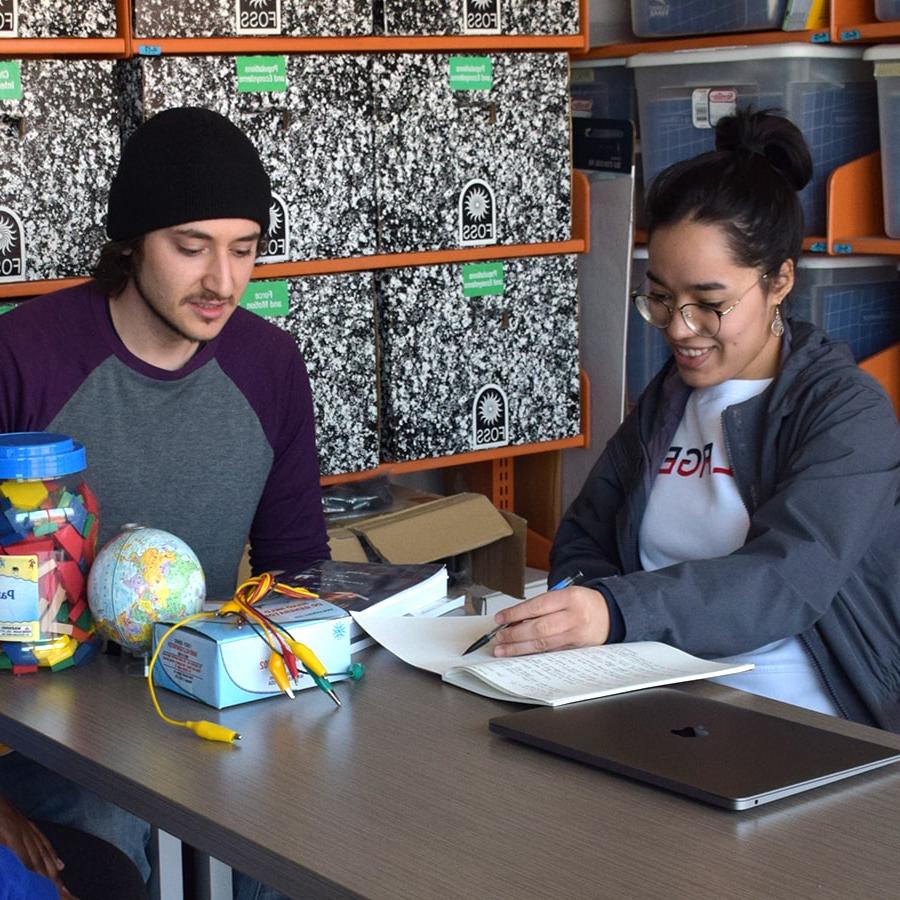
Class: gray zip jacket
550,320,900,731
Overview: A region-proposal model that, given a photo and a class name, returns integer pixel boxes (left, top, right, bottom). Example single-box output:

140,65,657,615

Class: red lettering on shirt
699,443,713,478
676,448,702,476
658,446,680,475
658,444,734,478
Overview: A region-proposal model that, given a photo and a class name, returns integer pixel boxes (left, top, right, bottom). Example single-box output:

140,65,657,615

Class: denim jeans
232,870,292,900
0,751,152,883
0,751,293,898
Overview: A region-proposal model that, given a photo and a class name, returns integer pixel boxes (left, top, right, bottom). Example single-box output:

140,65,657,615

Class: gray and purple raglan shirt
0,282,330,599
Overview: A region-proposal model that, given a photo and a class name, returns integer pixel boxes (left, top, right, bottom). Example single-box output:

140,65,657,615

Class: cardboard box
325,483,445,565
0,59,118,281
133,0,373,38
372,53,571,254
382,0,580,36
243,273,379,475
119,54,376,263
377,255,581,461
329,492,527,598
3,1,117,37
151,596,351,709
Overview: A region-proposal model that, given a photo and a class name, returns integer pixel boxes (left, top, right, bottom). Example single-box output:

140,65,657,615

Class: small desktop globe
87,524,206,654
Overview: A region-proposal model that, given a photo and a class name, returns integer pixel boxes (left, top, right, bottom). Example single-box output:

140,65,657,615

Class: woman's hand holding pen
491,586,611,657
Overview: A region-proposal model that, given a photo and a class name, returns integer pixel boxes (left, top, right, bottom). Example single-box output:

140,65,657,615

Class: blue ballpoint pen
460,570,584,656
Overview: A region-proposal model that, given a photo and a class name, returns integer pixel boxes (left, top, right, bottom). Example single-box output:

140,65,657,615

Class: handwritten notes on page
351,611,752,706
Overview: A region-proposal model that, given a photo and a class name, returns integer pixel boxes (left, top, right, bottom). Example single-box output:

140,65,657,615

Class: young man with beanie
0,108,330,898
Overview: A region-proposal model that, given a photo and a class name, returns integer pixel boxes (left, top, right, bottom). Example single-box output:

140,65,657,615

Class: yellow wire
146,612,240,743
147,612,215,725
146,574,326,743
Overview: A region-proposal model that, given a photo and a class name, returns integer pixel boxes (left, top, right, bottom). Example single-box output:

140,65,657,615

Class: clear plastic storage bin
875,0,900,21
630,0,788,37
629,46,879,236
570,58,635,123
864,46,900,239
627,248,671,406
789,256,900,362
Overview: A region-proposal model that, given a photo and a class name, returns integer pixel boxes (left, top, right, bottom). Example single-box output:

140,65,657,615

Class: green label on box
449,57,493,91
0,62,22,102
462,262,504,297
240,281,290,317
236,56,287,93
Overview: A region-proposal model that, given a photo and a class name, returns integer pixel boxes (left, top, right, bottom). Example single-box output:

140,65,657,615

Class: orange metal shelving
634,230,827,252
0,0,130,57
826,151,900,254
574,28,827,61
129,33,588,56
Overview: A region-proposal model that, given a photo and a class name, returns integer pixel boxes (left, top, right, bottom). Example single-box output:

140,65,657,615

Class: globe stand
121,649,150,679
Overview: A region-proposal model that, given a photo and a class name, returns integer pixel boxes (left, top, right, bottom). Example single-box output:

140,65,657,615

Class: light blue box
151,597,352,709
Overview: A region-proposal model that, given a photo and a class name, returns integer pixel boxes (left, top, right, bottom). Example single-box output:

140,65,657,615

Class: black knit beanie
106,107,271,241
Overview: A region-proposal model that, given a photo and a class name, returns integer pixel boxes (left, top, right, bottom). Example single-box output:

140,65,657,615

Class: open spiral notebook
350,611,753,706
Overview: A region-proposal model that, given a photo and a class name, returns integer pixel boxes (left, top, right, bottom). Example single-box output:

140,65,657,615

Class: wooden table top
1,648,898,899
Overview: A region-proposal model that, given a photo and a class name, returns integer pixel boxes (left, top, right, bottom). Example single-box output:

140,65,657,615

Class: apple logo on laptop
671,725,710,738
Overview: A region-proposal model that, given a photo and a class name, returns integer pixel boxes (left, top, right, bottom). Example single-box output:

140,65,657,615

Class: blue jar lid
0,432,87,480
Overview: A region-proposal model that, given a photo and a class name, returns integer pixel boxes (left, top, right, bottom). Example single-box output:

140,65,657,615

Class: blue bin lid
0,432,87,480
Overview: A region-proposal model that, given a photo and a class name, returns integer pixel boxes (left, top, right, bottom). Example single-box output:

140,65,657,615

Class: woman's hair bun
715,107,813,192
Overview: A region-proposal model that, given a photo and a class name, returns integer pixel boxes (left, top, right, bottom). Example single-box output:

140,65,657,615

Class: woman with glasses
490,109,900,731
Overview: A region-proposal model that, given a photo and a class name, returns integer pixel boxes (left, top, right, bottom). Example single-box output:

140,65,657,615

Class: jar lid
0,432,87,479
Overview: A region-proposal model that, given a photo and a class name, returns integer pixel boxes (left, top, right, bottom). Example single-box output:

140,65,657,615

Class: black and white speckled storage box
372,53,572,254
132,0,373,37
1,0,117,37
265,273,379,475
382,0,579,35
0,59,118,281
377,255,580,462
120,55,376,262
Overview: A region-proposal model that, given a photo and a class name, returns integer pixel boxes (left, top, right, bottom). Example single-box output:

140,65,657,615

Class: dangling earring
771,305,784,338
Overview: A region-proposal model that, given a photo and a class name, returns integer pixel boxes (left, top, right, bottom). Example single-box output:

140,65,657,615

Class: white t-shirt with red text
639,379,840,716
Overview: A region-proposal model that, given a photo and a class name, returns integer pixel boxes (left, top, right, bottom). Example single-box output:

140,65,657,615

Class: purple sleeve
248,348,331,574
0,284,110,433
217,311,331,574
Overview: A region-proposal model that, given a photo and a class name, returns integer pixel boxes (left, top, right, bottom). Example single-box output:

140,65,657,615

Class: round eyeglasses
631,273,769,339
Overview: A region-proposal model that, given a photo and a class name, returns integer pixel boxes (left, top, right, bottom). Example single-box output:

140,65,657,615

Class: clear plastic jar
0,432,100,673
